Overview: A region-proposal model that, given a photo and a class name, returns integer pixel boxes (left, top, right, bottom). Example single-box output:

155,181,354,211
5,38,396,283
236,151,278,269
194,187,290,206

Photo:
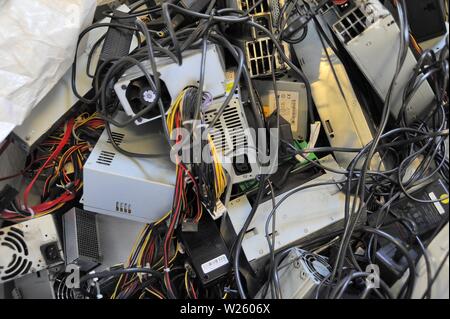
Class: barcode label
201,254,229,274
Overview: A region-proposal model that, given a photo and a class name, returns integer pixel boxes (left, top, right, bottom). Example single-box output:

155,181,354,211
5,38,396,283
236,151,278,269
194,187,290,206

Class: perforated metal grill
246,38,275,77
238,0,270,15
203,100,248,155
0,228,32,283
333,7,368,43
75,211,100,260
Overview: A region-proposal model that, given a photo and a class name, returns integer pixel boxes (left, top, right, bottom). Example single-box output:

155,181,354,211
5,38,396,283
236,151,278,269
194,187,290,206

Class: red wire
23,119,74,208
190,282,198,299
332,0,348,4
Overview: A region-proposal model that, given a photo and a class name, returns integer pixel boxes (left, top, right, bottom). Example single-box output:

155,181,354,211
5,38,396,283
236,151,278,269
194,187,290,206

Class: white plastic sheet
0,0,96,128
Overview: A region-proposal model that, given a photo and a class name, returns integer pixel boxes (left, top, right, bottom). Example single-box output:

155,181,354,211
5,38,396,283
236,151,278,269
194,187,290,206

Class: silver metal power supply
114,44,227,125
292,6,381,169
82,115,176,224
331,0,435,123
0,215,64,284
256,248,332,299
253,76,308,140
63,208,101,272
226,155,351,264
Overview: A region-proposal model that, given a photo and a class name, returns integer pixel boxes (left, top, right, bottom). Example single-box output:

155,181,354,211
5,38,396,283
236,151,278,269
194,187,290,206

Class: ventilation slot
0,228,33,282
246,38,275,77
204,103,248,155
318,1,333,14
333,7,368,43
96,150,116,166
54,273,77,299
107,132,125,146
75,211,100,261
246,38,289,78
116,202,132,214
239,0,269,15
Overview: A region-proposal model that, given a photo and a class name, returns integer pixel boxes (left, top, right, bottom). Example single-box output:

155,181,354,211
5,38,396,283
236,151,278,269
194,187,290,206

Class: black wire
233,176,267,299
421,250,449,299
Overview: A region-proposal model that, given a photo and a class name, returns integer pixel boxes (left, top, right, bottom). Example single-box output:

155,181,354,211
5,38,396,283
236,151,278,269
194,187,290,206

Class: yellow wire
184,269,190,297
208,135,227,197
112,211,172,298
145,288,164,299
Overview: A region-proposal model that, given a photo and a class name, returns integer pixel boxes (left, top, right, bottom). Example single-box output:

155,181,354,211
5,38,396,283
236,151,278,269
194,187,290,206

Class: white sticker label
201,254,229,274
429,192,446,215
268,90,299,132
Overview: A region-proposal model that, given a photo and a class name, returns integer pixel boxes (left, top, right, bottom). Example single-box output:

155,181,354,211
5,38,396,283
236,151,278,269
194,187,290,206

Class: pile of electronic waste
0,0,448,300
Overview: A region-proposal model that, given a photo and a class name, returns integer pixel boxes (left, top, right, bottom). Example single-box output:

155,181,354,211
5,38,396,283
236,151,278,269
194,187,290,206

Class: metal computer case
0,215,63,284
114,44,227,125
82,117,176,224
292,5,381,168
226,155,351,264
331,0,436,123
63,208,101,272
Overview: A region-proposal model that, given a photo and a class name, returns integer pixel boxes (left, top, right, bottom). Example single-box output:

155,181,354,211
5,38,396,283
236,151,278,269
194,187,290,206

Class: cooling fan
299,251,333,285
258,248,332,299
54,272,81,299
123,77,172,125
0,215,63,284
0,227,32,283
114,44,227,126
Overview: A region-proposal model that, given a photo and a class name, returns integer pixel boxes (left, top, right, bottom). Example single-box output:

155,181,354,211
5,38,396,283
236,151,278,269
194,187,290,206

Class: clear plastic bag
0,0,96,128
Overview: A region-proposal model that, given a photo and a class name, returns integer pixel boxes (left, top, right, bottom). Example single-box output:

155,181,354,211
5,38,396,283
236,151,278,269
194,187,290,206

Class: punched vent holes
333,7,368,43
96,150,116,166
75,211,100,260
239,0,269,15
116,202,132,214
107,132,125,146
319,1,333,14
0,228,33,282
203,102,248,155
246,38,275,77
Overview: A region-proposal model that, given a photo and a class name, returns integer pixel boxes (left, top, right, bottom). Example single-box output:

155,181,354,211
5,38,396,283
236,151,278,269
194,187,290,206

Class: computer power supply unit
13,267,81,300
203,93,261,185
330,0,436,123
253,76,308,140
63,208,101,272
225,155,351,264
292,7,381,169
114,44,227,125
228,1,291,78
256,248,332,299
0,215,64,284
82,116,176,224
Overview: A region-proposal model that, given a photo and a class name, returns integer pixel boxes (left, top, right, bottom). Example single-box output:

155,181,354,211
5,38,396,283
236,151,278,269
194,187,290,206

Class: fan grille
299,251,332,284
0,227,33,282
